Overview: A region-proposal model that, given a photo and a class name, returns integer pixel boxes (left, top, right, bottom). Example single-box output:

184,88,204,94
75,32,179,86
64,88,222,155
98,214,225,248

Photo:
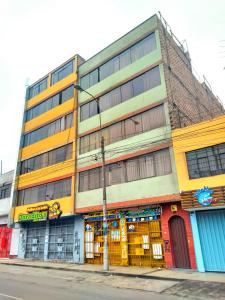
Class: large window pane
80,103,89,121
119,49,131,69
109,123,122,144
52,61,73,85
121,82,133,102
89,69,98,86
144,67,161,90
80,135,90,154
89,131,100,151
133,74,145,97
89,101,98,118
80,74,90,90
154,149,171,176
79,171,89,192
62,86,74,103
108,162,124,185
139,155,155,179
100,56,119,81
126,159,139,182
89,169,101,190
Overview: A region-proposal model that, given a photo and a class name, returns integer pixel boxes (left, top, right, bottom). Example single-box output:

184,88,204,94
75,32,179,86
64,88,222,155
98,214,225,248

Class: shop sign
118,207,161,220
18,202,62,222
84,207,161,222
194,187,215,206
120,218,128,265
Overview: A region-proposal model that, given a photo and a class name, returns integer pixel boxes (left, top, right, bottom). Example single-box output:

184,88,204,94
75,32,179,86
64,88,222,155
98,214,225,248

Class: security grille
25,222,46,259
48,219,74,261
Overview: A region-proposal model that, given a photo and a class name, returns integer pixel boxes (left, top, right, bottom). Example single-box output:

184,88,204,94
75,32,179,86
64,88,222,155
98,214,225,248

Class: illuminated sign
18,202,62,222
194,187,215,206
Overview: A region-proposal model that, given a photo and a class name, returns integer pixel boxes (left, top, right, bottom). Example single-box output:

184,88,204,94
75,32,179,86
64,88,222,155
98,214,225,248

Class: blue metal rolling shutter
197,209,225,272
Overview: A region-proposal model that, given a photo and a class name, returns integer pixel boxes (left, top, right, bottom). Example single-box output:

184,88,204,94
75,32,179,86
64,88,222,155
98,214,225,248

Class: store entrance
84,208,165,267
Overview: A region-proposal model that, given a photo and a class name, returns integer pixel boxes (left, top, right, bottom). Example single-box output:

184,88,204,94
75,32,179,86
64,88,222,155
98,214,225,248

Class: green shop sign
18,211,48,222
18,202,62,222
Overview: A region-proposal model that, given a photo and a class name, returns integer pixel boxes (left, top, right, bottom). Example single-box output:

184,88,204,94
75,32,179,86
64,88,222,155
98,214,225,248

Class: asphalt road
0,264,183,300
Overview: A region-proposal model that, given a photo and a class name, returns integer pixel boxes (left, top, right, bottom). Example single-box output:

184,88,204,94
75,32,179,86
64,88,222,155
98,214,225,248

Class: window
52,61,73,85
79,104,165,154
28,78,48,100
26,85,74,122
80,66,161,121
21,143,72,174
78,148,171,192
17,178,72,206
80,32,157,90
186,142,225,179
0,184,12,199
23,113,73,147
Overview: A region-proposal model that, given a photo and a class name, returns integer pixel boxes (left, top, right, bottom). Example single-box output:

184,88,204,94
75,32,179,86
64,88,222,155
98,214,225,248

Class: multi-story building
0,170,19,258
11,13,224,268
11,55,85,262
76,13,223,268
172,114,225,272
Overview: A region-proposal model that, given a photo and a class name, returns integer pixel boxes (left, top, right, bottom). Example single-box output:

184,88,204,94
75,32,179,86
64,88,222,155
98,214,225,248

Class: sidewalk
0,258,224,283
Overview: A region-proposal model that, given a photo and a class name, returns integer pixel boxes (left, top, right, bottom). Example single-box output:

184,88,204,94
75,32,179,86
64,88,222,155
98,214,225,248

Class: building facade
75,14,222,268
11,13,224,268
0,170,20,258
11,55,85,262
172,115,225,272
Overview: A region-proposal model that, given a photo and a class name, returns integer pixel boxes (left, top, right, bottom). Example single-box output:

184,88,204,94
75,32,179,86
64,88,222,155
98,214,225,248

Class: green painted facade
76,14,179,211
79,14,158,76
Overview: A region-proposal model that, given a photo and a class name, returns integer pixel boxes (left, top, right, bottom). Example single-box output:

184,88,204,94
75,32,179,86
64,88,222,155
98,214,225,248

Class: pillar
190,211,205,272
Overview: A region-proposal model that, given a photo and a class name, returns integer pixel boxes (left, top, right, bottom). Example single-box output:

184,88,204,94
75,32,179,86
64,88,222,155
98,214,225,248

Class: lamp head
74,84,84,91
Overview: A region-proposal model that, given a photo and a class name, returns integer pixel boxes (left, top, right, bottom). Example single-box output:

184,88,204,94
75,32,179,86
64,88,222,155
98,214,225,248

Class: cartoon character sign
194,187,214,206
48,202,62,219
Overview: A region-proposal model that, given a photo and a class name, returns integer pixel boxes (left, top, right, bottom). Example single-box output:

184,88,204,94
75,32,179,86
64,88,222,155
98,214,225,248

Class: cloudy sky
0,0,225,173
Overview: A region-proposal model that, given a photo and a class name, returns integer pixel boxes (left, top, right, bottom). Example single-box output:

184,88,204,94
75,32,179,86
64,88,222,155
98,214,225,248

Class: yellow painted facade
172,114,225,192
13,56,80,222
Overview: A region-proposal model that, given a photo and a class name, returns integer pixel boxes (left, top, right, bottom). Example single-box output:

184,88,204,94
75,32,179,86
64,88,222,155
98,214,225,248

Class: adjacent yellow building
11,55,86,262
172,114,225,272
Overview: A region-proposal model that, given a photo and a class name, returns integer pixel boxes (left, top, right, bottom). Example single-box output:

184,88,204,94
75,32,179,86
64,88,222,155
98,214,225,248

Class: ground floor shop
84,203,196,268
17,216,84,263
190,209,225,272
0,224,12,258
182,185,225,272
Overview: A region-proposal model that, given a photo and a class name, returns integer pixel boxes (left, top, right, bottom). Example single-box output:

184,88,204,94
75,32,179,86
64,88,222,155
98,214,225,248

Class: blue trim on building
189,211,205,272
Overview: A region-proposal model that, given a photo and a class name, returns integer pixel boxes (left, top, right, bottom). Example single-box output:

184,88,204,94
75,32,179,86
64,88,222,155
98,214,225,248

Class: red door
0,225,12,258
169,216,190,268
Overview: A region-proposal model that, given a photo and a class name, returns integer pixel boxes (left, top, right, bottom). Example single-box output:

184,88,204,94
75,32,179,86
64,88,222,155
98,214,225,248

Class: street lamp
74,84,109,271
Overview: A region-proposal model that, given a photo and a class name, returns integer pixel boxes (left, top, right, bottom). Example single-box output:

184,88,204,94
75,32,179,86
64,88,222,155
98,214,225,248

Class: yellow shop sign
18,202,62,222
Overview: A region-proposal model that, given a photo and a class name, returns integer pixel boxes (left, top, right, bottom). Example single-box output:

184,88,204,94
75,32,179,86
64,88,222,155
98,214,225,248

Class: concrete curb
0,262,185,282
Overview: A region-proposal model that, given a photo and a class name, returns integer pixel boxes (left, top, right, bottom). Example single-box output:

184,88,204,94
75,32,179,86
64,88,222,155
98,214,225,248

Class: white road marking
0,293,24,300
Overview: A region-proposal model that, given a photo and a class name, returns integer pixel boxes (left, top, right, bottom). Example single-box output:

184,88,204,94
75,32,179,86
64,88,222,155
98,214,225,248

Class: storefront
182,186,225,272
15,201,84,263
0,223,12,258
84,205,165,267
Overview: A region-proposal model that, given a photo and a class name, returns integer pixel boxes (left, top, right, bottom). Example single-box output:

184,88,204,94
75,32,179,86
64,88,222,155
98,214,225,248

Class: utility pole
101,135,109,271
74,84,109,271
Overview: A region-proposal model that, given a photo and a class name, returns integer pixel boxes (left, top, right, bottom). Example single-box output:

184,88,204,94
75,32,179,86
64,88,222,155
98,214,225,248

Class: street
0,264,184,300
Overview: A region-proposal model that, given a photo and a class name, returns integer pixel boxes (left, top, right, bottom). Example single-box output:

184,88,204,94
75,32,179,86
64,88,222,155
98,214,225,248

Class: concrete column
190,211,205,272
73,216,84,264
17,225,26,259
44,221,49,261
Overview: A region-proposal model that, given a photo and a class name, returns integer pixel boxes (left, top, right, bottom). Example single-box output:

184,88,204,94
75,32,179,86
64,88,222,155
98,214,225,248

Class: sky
0,0,225,173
